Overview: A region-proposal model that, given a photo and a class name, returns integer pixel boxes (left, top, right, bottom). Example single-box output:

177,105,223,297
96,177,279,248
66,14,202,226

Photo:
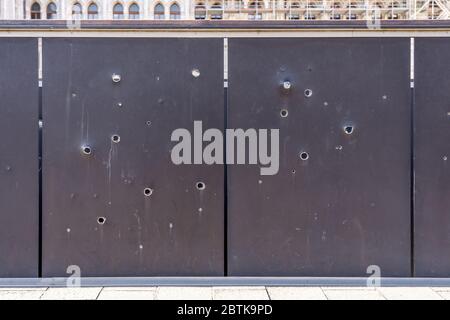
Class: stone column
143,0,150,19
60,0,66,20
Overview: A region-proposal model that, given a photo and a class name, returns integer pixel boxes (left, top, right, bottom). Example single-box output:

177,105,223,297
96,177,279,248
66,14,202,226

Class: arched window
194,2,206,20
248,1,262,20
72,3,83,19
154,4,165,20
249,0,263,9
235,0,243,9
88,3,99,19
287,1,300,19
47,2,57,19
210,2,223,20
129,3,140,19
113,3,124,19
330,1,341,8
330,13,341,19
169,3,181,20
31,2,41,19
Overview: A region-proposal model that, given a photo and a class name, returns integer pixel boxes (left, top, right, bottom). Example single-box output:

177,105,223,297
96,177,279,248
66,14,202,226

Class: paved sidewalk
0,286,449,300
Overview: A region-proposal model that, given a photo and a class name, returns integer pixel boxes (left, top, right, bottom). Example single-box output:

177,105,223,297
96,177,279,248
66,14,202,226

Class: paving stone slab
156,287,213,300
323,289,385,300
0,290,46,300
40,287,102,300
98,289,156,300
377,287,443,300
213,287,269,300
267,287,326,300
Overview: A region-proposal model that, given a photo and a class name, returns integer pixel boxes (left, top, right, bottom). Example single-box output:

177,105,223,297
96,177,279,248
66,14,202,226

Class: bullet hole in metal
344,125,354,135
146,120,152,126
144,188,153,197
280,109,289,118
300,152,309,161
336,145,343,151
81,145,92,155
139,244,144,250
198,208,203,213
282,80,291,90
192,69,200,78
196,181,206,190
67,228,71,233
112,73,121,83
116,102,123,108
97,217,106,225
292,169,296,174
304,89,313,98
111,135,120,143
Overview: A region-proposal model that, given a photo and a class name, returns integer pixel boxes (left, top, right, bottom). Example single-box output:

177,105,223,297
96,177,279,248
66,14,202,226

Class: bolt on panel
227,38,411,276
0,38,39,277
42,38,224,277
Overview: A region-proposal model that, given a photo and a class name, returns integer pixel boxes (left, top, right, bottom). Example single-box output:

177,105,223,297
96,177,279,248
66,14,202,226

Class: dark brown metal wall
227,38,412,276
0,38,39,277
414,38,450,277
1,35,450,278
41,38,225,277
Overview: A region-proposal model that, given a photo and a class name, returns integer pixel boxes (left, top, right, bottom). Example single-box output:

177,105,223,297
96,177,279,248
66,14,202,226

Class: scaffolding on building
192,0,450,20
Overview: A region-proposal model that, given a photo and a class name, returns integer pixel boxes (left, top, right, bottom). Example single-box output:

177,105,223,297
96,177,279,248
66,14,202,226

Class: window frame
113,3,125,19
154,3,165,20
31,2,41,20
46,2,58,20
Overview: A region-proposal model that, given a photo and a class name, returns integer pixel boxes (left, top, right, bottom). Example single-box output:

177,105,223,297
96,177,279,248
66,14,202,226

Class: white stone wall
2,0,188,19
1,0,449,20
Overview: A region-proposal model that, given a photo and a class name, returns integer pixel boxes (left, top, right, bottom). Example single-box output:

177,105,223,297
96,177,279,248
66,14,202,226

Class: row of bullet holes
297,125,353,161
82,135,121,155
283,81,313,98
93,72,200,222
282,81,353,162
279,112,355,136
95,182,205,225
112,69,201,84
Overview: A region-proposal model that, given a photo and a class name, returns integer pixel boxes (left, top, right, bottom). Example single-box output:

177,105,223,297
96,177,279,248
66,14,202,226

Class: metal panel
414,38,450,277
227,38,411,276
42,38,224,277
0,38,39,277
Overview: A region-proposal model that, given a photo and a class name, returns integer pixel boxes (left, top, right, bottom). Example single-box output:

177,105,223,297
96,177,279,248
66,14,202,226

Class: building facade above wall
1,0,449,20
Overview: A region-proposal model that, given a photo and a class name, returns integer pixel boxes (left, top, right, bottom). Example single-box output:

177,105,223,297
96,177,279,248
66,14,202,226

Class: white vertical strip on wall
224,37,228,87
38,37,43,87
144,0,149,19
410,37,415,88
